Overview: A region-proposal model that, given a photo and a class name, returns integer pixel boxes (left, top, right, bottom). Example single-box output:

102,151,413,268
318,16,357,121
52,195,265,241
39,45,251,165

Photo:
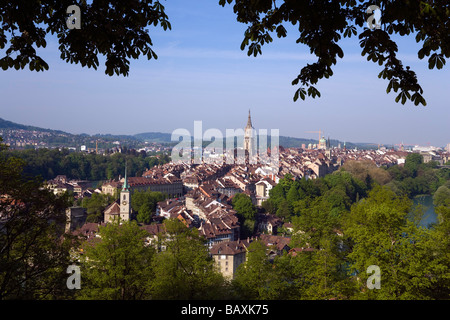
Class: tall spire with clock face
244,109,255,154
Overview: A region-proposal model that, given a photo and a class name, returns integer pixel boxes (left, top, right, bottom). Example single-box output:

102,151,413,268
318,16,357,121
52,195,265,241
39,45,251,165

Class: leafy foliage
232,240,278,299
81,192,115,223
265,171,366,221
150,219,226,299
0,148,170,181
386,154,449,198
0,0,171,76
232,193,257,238
343,186,450,299
78,218,227,300
232,193,257,221
341,160,392,187
0,137,74,299
78,220,155,300
219,0,450,105
132,190,166,224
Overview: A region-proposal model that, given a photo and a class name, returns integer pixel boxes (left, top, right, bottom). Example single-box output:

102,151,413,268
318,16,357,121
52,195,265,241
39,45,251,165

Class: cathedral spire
246,109,253,129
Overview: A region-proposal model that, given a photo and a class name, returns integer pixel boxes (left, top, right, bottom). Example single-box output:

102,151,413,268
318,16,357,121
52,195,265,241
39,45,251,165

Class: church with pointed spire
244,109,255,154
104,163,131,223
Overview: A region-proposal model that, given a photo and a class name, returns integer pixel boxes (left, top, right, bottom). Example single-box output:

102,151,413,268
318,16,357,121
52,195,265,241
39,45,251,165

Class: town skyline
0,115,447,150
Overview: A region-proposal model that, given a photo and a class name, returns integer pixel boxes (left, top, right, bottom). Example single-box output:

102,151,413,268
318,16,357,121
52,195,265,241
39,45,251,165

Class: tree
82,192,112,223
286,183,301,204
232,193,257,237
287,239,356,300
2,1,448,105
343,185,450,299
434,185,450,207
288,192,357,299
386,157,448,198
0,0,171,76
1,148,167,181
276,199,291,220
291,197,342,251
232,240,274,299
341,160,392,187
219,0,449,106
132,190,165,224
232,193,256,221
405,153,424,177
78,220,155,300
267,174,296,211
136,204,152,224
132,190,165,213
150,219,226,299
261,198,276,214
0,138,73,299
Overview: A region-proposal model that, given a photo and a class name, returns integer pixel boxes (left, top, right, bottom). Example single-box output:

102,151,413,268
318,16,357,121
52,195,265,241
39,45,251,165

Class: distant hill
0,117,383,150
133,132,173,143
0,117,67,134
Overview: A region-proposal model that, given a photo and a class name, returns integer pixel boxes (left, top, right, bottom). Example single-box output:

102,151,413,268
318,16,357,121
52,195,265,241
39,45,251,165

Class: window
220,255,226,260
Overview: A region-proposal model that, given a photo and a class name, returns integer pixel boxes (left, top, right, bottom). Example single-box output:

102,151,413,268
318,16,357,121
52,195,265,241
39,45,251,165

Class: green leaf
428,53,445,70
293,87,306,102
293,88,299,102
276,25,287,38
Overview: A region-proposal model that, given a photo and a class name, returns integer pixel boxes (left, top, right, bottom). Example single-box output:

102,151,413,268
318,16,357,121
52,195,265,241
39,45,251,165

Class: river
412,194,438,228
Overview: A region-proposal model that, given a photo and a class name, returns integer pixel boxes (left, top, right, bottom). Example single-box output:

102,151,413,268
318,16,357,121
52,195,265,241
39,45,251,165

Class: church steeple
246,109,253,129
244,109,255,155
122,161,129,191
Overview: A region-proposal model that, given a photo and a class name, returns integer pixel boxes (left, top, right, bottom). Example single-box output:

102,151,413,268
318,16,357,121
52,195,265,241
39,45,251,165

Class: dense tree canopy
80,192,115,223
131,190,166,224
343,186,450,299
232,193,257,238
0,138,74,299
77,218,227,300
0,148,170,181
386,155,449,198
150,219,226,299
0,0,170,75
78,220,155,300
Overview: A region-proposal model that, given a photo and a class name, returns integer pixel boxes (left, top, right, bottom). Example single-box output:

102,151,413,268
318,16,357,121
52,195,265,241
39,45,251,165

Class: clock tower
120,164,131,222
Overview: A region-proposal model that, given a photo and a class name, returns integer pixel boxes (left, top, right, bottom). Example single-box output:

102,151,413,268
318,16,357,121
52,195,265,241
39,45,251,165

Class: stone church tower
244,109,255,154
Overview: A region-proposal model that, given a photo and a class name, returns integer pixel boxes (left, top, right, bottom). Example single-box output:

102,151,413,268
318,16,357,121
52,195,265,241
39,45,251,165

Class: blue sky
0,0,449,147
